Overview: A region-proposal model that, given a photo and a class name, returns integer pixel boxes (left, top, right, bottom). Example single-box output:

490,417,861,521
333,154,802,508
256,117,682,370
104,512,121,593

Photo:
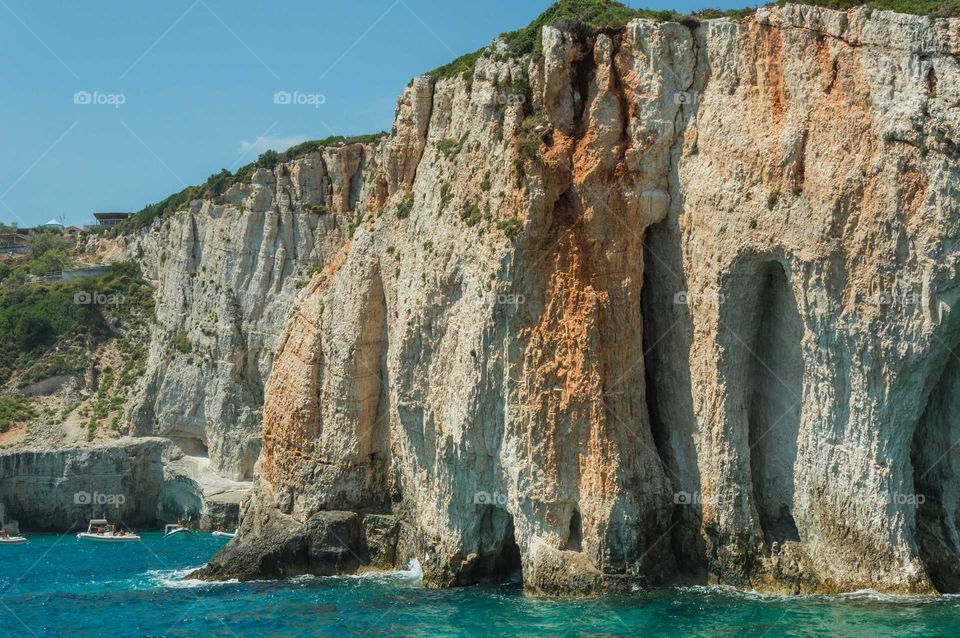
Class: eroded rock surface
125,146,378,482
190,485,414,580
198,5,960,594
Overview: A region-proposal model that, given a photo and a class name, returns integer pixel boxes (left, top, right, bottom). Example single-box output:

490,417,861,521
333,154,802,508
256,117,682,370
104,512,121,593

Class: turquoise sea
0,532,958,637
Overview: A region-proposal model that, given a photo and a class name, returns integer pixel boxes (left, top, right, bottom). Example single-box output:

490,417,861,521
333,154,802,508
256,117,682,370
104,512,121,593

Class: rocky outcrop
0,438,248,531
191,486,414,580
0,439,165,531
2,133,392,533
199,4,960,595
646,4,960,594
158,445,250,529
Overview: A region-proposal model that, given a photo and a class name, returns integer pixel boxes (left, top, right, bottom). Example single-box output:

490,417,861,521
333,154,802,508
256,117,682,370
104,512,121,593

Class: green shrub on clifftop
774,0,959,17
113,132,388,233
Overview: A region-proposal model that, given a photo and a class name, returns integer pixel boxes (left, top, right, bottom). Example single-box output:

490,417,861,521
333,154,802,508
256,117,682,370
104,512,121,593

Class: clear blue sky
1,0,754,228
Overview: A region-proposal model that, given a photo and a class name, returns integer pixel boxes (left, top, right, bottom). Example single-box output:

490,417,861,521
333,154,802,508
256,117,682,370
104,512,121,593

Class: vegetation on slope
497,0,667,59
113,132,388,234
0,396,35,433
0,262,154,386
0,227,75,283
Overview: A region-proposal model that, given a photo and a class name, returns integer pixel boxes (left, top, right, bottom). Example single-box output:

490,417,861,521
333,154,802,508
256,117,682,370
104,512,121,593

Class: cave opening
640,226,707,578
474,505,523,584
747,261,803,545
912,345,960,592
640,252,672,483
172,435,209,458
567,508,583,551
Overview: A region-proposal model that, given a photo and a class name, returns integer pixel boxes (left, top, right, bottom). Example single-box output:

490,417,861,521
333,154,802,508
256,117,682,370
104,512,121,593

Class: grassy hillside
0,227,75,283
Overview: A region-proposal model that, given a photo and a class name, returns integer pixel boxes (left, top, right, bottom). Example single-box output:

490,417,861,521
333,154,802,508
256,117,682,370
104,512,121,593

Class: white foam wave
146,566,238,589
354,557,423,582
145,557,421,590
674,584,949,604
286,558,423,585
835,589,946,604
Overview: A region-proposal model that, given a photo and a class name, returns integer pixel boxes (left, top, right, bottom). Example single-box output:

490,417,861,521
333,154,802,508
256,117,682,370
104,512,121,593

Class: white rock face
0,438,159,530
646,5,960,593
198,5,960,595
124,147,377,481
0,438,249,530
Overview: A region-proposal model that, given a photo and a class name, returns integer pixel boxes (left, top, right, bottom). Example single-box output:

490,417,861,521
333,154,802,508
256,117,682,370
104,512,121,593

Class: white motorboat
162,523,194,539
0,535,27,544
76,519,141,542
212,529,236,539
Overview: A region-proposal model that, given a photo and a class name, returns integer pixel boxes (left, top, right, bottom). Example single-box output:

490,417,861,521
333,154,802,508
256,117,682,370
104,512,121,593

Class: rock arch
469,505,523,584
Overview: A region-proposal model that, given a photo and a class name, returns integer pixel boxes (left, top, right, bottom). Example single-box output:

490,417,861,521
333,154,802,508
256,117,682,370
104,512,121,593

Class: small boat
0,535,27,544
212,529,236,539
162,523,194,539
76,519,141,542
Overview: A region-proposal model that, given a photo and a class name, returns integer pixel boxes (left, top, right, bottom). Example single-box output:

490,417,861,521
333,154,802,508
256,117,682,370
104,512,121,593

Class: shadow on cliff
712,255,804,583
641,217,708,584
911,299,960,592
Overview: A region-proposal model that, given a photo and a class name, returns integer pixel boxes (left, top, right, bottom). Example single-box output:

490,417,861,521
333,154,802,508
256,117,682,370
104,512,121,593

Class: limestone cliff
196,4,960,595
124,144,379,481
0,438,245,531
0,143,380,531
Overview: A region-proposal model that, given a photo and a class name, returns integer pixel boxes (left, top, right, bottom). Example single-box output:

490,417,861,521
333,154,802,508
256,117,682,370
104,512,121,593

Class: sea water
0,532,958,637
